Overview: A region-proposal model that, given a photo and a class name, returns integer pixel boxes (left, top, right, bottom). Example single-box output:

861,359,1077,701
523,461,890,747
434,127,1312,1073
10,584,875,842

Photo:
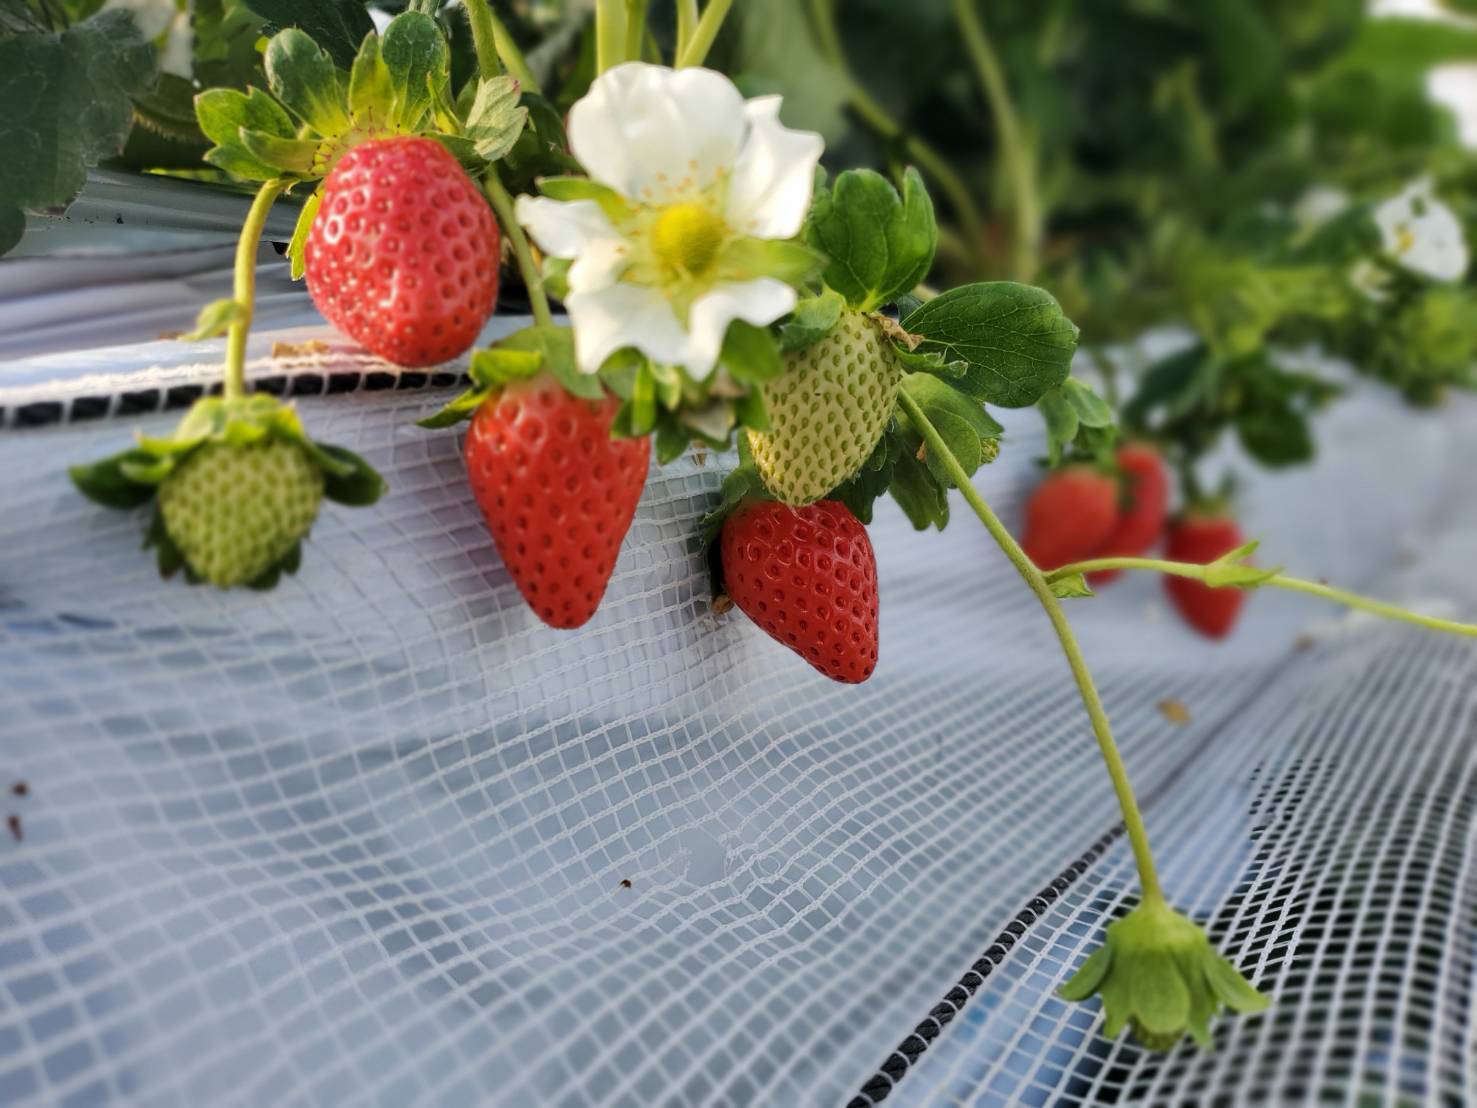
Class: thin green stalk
898,389,1166,906
483,173,552,328
1047,557,1477,639
462,0,505,79
952,0,1040,282
807,0,986,265
676,0,734,68
675,0,699,59
224,180,288,402
597,0,626,73
625,0,650,63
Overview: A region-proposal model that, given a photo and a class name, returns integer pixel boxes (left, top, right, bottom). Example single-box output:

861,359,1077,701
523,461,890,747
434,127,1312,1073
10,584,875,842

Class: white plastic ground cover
0,313,1471,1107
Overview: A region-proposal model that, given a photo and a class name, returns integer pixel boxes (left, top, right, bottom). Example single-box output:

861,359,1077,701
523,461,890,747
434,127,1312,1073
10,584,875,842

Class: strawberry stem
596,0,625,73
1048,557,1477,638
625,0,650,63
898,388,1167,907
482,173,553,329
675,0,699,60
462,0,541,93
224,179,288,402
676,0,734,68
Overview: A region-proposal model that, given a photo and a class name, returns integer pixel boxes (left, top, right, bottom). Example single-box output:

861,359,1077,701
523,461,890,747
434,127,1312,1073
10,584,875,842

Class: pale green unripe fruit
158,440,324,587
747,309,902,505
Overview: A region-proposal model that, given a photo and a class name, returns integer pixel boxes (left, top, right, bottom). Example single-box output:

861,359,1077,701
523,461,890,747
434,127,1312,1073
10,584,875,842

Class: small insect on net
0,329,1473,1107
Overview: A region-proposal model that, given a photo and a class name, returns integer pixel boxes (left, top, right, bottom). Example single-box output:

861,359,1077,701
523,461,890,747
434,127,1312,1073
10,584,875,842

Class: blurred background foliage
9,0,1477,490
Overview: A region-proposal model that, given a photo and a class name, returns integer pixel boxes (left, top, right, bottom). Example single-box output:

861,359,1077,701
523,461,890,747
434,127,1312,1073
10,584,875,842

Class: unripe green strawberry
747,310,901,505
158,439,324,588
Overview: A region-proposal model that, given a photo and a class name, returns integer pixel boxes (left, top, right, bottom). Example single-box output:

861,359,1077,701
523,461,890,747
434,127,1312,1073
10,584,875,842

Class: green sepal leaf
265,29,350,138
717,237,825,287
699,453,768,543
288,188,322,281
380,11,450,132
537,176,633,223
894,344,967,379
1200,951,1270,1014
1062,378,1114,428
313,443,387,506
734,386,769,432
417,388,489,430
1131,950,1192,1036
719,321,783,385
69,450,162,509
777,289,844,353
239,129,321,176
804,167,937,312
654,422,690,465
903,282,1079,408
144,506,187,579
502,324,602,400
1058,943,1114,1002
347,31,395,130
470,347,544,388
119,455,177,484
463,75,528,163
196,87,298,181
1049,573,1095,600
179,297,244,342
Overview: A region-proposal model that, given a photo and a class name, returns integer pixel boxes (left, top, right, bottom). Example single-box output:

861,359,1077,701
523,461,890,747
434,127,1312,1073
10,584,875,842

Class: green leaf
381,11,450,132
734,385,769,432
0,9,156,240
0,206,22,256
1038,389,1078,467
777,289,844,353
1063,378,1114,428
1058,942,1113,1001
287,188,321,281
717,237,825,286
719,321,784,385
239,0,374,70
655,421,690,465
265,28,350,137
894,344,967,379
921,409,982,487
804,167,938,312
347,31,394,129
889,452,948,531
314,442,387,506
196,86,299,181
902,282,1079,408
177,298,243,341
1049,573,1095,600
69,450,160,509
537,176,633,223
1236,401,1314,468
463,75,528,163
902,374,1003,442
499,324,602,400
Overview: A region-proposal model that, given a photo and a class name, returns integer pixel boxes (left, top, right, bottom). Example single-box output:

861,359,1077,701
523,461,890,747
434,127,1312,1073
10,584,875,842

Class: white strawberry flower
1374,178,1469,282
515,63,824,377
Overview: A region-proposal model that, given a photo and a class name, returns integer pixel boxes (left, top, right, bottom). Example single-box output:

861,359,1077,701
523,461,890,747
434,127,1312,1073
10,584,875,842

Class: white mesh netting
0,324,1473,1107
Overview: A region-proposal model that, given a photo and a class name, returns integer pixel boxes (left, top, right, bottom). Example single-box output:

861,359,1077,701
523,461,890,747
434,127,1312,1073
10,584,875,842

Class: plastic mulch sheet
0,311,1473,1106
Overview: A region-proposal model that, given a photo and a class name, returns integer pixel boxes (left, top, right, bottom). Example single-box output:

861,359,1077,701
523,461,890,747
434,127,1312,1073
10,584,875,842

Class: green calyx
1059,900,1269,1051
69,394,384,589
196,13,527,185
417,324,601,429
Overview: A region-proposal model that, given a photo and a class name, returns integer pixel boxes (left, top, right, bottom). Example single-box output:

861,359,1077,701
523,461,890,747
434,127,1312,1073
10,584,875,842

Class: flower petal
1375,179,1469,282
569,63,746,203
515,196,619,260
684,278,797,378
726,96,825,239
565,284,690,374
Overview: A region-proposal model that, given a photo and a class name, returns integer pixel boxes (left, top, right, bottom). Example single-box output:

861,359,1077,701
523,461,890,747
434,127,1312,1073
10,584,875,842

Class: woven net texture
0,324,1472,1108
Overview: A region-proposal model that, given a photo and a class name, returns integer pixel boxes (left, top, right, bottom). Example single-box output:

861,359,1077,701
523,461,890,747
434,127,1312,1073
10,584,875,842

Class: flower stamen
650,203,726,276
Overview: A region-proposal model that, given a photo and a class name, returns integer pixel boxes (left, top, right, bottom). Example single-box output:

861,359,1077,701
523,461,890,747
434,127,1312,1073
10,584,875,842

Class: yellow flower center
650,202,726,276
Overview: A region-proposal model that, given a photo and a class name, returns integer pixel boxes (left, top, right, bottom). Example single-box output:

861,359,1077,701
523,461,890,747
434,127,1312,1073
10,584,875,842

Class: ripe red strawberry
720,500,879,684
306,136,500,367
463,373,649,628
1088,443,1170,586
1022,466,1118,572
1164,513,1246,639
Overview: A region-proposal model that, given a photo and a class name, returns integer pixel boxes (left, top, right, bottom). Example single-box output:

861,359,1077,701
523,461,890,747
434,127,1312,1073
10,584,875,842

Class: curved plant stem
625,0,650,62
677,0,734,68
952,0,1040,282
224,180,288,402
596,0,625,74
898,389,1166,906
483,174,552,328
806,0,986,265
462,0,505,78
675,0,699,59
1047,557,1477,639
